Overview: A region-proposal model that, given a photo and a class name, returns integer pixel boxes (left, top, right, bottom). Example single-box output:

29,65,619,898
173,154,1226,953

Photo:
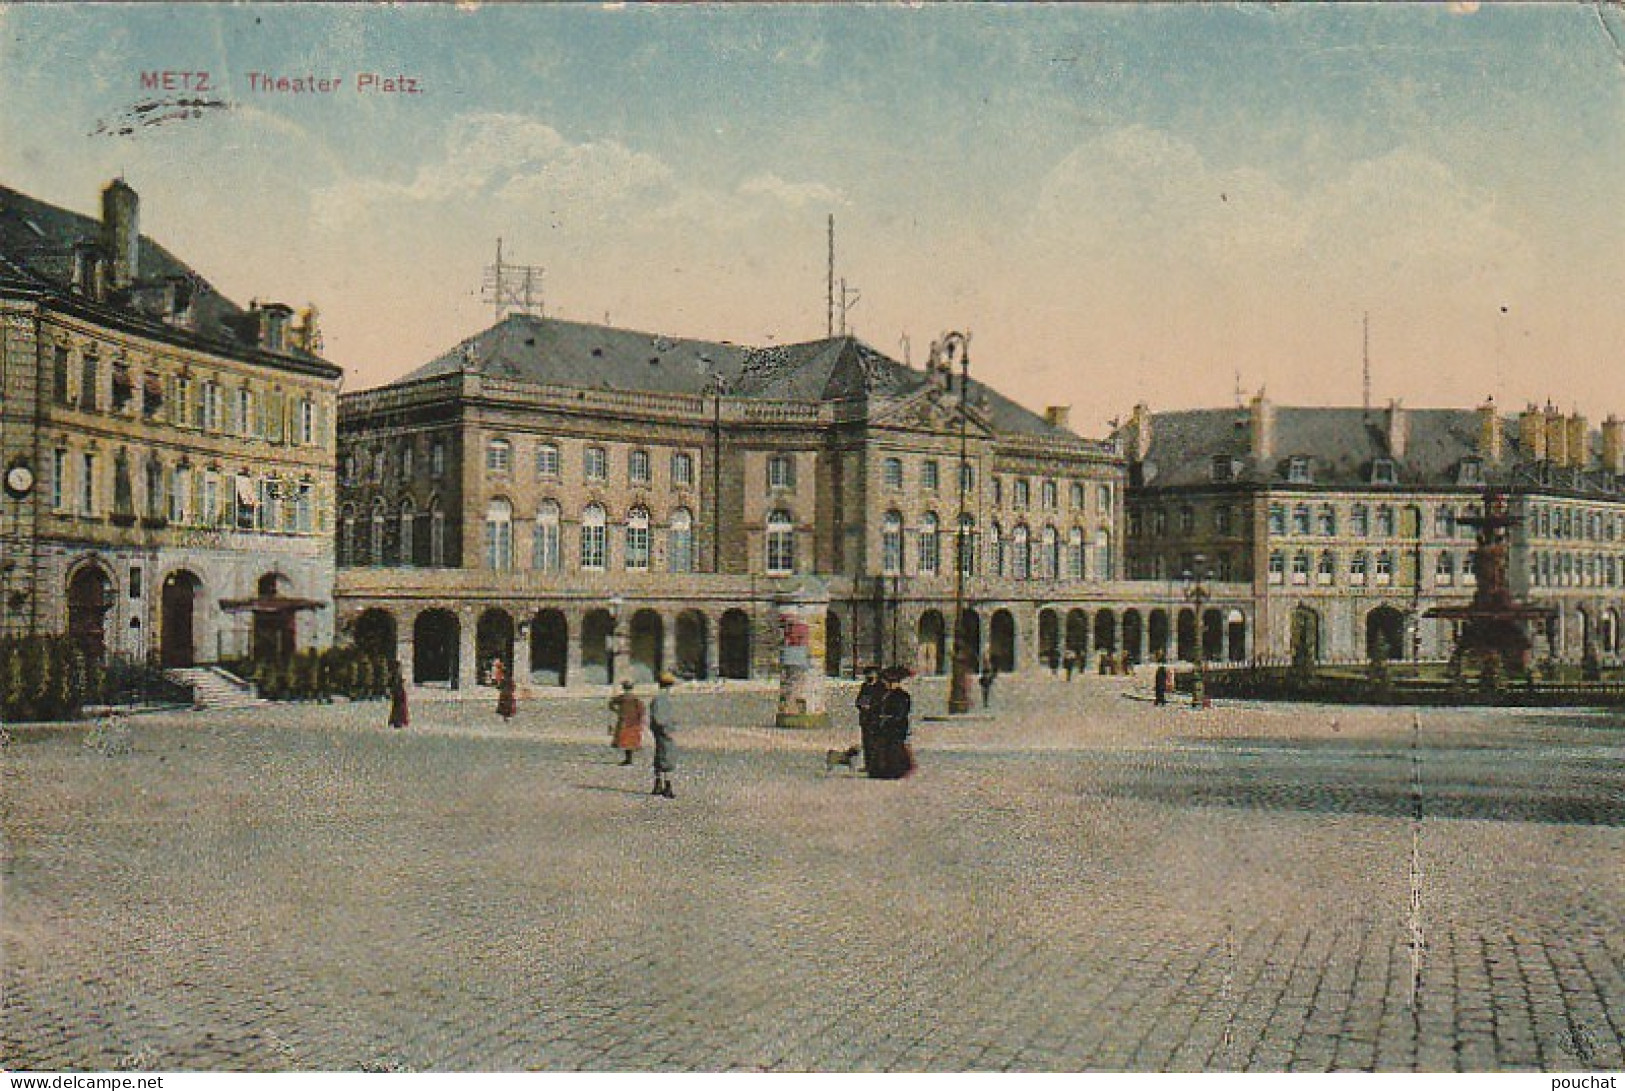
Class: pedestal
774,580,829,729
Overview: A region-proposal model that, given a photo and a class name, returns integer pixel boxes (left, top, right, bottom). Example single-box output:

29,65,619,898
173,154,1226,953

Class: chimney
1476,398,1502,462
1044,405,1071,431
100,179,140,290
1117,403,1152,462
1386,399,1407,460
294,305,323,353
1603,416,1625,475
1249,389,1274,463
1567,412,1588,470
1519,404,1547,462
1544,403,1567,466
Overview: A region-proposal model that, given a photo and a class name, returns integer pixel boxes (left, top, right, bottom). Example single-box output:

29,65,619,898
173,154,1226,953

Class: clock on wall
4,462,35,499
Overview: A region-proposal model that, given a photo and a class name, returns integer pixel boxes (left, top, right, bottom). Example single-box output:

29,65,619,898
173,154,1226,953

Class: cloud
737,172,844,209
312,112,838,234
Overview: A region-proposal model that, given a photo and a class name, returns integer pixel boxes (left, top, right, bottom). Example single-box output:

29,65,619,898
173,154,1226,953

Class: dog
824,745,863,774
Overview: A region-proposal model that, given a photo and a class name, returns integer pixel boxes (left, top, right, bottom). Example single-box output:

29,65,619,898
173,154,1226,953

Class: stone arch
917,609,947,676
989,609,1017,673
413,608,459,686
1366,605,1406,662
1148,608,1170,661
1094,608,1117,656
1291,604,1322,665
1176,608,1197,663
353,608,397,661
529,608,568,685
1122,608,1143,665
66,561,114,670
1202,608,1224,663
1065,608,1090,661
476,608,515,683
1226,608,1247,663
159,568,203,668
629,608,664,683
675,609,709,680
720,608,751,679
956,609,982,672
1038,608,1060,671
580,609,614,685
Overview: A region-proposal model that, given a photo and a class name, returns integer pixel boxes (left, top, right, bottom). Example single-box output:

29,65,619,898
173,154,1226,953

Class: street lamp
940,330,977,715
1183,555,1209,708
608,594,624,686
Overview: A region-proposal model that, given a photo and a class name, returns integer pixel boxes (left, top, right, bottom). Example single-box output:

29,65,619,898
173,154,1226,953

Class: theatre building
0,179,342,673
335,315,1230,689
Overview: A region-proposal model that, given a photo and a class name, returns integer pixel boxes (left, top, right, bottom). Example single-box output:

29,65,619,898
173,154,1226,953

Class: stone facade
1123,394,1625,664
336,319,1252,689
0,180,342,669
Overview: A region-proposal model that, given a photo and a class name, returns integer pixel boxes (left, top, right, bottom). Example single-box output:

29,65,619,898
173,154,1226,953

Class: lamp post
1183,555,1209,708
941,330,977,715
608,594,624,686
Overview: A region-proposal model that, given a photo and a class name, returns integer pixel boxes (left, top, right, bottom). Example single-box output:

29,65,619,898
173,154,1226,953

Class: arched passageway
581,610,614,685
675,610,709,680
1148,609,1170,662
1226,610,1247,662
529,608,568,685
476,608,515,684
1065,608,1090,662
956,610,982,672
1122,609,1143,665
353,608,397,662
1038,609,1060,672
67,565,113,670
917,610,946,676
160,569,202,668
629,609,664,683
1175,608,1196,663
719,608,751,680
1366,605,1405,662
413,609,459,686
1094,609,1117,658
989,609,1016,673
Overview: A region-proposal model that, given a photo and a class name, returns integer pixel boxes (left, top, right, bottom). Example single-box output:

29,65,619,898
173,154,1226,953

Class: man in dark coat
855,665,884,772
1154,658,1169,706
869,667,915,779
387,660,409,728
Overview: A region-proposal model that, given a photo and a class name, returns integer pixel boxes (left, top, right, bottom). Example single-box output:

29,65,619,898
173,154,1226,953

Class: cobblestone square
3,676,1624,1072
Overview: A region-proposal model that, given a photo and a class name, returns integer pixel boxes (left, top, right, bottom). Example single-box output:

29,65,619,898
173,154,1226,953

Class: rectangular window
173,377,191,428
237,388,254,437
54,347,71,405
79,452,96,514
670,526,694,573
431,442,446,478
767,455,795,490
585,447,607,482
629,450,651,485
486,439,511,473
129,566,142,599
581,523,606,569
79,354,98,412
170,467,190,524
537,445,560,479
625,524,650,569
922,461,939,491
671,452,693,487
52,448,67,510
234,475,256,530
1097,484,1112,514
883,458,903,489
533,521,559,572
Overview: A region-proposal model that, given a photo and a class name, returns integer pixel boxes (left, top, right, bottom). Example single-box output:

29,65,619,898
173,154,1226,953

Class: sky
3,2,1625,435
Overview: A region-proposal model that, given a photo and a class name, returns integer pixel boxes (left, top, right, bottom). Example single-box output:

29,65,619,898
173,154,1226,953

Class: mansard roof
400,313,1077,441
1133,406,1512,490
0,180,336,375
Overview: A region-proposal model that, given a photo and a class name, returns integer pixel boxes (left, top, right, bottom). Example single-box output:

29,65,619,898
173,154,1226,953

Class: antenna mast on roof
827,214,835,338
483,237,546,323
1362,311,1371,423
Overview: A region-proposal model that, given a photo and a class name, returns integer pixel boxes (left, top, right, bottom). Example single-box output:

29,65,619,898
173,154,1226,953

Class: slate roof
402,313,1079,441
1135,406,1529,490
0,180,334,373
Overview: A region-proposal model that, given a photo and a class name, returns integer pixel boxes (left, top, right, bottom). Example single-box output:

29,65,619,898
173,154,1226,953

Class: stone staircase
164,666,266,711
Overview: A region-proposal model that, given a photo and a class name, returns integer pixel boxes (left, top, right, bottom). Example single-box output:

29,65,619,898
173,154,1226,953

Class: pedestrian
978,664,996,709
869,666,915,779
608,679,646,765
496,660,517,720
855,664,885,772
387,659,409,729
488,656,505,689
649,671,679,799
1154,659,1169,706
1065,651,1076,682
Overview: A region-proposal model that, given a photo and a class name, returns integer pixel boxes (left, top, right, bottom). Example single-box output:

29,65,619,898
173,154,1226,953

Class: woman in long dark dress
387,661,409,729
496,661,517,720
870,667,915,779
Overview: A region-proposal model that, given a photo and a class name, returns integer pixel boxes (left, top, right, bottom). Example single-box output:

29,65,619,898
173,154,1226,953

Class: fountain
1424,487,1554,673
